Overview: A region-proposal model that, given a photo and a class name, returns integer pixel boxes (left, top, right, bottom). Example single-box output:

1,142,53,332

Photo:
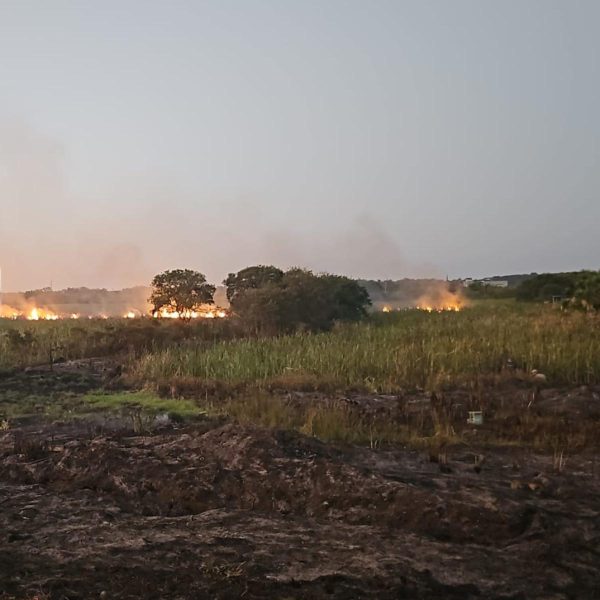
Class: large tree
149,269,215,318
230,267,371,333
224,265,284,304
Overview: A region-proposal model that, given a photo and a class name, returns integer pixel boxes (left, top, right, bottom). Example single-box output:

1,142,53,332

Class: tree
572,271,600,311
230,283,292,335
149,269,215,318
224,265,284,304
320,274,371,322
516,273,577,302
230,267,371,334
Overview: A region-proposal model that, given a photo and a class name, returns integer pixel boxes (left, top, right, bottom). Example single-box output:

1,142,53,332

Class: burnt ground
1,366,600,599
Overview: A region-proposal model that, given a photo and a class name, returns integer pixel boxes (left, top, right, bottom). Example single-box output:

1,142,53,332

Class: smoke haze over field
1,1,599,291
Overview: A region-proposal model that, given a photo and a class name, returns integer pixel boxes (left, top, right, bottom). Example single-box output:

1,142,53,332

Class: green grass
0,388,204,422
83,390,204,418
132,303,600,393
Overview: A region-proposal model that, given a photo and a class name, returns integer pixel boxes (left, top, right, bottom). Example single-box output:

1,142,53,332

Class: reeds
133,304,600,392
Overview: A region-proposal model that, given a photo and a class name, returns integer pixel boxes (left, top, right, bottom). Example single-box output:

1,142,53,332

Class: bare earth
1,409,600,599
0,361,599,598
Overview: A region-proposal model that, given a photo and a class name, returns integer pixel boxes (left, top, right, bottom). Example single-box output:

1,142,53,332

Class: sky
0,0,598,291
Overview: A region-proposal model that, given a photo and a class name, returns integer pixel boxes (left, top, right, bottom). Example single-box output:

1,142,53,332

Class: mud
1,413,599,599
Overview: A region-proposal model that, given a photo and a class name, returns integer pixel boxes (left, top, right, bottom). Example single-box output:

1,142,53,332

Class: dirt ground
1,366,600,599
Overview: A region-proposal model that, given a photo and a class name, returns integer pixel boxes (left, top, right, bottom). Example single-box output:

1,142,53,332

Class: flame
416,304,460,313
382,306,392,313
152,305,227,319
0,305,21,319
0,301,228,321
27,307,59,321
414,285,465,312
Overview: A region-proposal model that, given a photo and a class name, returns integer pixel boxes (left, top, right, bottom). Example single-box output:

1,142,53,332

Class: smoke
0,119,81,290
0,287,152,319
258,216,441,280
0,120,443,292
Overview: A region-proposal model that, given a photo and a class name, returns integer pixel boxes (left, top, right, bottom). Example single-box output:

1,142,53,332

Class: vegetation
227,266,371,334
0,317,239,371
513,269,600,305
2,299,600,452
84,391,203,419
133,302,600,393
224,265,284,303
193,391,600,451
149,269,216,316
572,271,600,310
516,272,579,302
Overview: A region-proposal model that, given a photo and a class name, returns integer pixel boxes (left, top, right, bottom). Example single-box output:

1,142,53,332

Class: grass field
0,316,237,371
2,301,600,452
132,302,600,393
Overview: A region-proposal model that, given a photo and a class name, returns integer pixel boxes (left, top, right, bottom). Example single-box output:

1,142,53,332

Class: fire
416,304,461,313
152,305,227,319
0,304,228,320
27,307,59,321
0,305,21,319
382,306,392,313
414,285,466,313
0,304,63,320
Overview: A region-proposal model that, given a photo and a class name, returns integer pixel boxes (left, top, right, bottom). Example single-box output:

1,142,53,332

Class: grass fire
1,2,599,596
2,268,600,599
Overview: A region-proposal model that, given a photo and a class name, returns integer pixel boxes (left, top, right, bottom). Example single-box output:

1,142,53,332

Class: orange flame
27,307,59,321
415,289,464,312
0,302,229,321
152,305,227,319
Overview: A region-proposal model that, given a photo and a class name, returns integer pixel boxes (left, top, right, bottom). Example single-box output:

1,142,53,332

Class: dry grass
0,317,237,370
132,303,600,393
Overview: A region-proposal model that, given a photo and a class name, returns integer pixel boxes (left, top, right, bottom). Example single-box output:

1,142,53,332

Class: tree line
149,266,371,333
515,270,600,309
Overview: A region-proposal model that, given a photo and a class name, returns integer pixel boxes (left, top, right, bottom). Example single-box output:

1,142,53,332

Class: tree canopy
224,265,284,303
513,270,600,310
572,271,600,311
226,266,371,333
149,269,215,317
516,272,576,302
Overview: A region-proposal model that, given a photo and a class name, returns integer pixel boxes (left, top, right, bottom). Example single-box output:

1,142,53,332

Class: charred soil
1,364,600,599
1,417,600,598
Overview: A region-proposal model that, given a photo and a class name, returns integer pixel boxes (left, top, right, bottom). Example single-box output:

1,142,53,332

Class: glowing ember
152,305,227,319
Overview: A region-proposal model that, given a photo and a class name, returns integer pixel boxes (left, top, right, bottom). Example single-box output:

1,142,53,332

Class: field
1,302,600,598
134,301,600,390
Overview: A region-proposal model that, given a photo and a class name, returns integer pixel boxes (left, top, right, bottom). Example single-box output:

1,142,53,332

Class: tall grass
0,317,237,370
132,303,600,392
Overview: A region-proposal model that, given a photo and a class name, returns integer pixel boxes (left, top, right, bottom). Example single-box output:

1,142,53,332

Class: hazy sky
1,0,598,291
